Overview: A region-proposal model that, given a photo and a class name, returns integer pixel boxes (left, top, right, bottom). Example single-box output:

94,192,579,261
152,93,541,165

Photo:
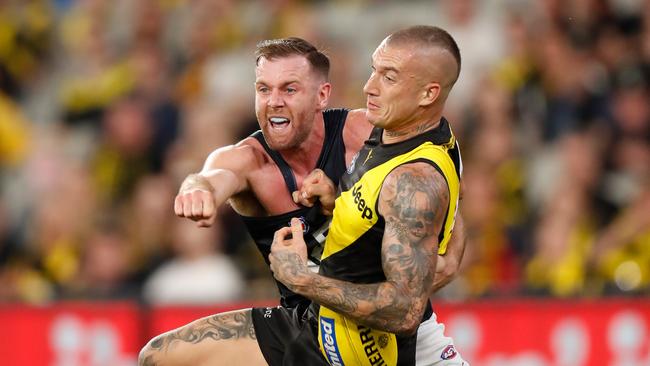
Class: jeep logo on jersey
288,217,309,233
351,185,373,220
441,344,457,360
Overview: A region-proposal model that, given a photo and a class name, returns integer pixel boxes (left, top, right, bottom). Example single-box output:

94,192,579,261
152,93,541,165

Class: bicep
199,144,257,194
378,163,450,291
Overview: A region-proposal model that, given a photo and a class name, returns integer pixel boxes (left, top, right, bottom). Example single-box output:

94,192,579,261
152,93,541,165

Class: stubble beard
264,118,311,152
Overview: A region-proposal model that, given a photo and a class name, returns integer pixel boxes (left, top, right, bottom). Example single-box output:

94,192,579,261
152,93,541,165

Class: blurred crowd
0,0,648,305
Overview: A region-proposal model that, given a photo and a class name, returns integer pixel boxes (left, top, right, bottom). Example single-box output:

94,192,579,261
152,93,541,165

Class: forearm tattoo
272,251,311,290
141,311,255,363
302,164,449,334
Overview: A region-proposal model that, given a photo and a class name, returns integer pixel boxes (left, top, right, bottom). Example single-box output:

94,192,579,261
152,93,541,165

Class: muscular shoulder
202,138,268,173
378,162,450,240
342,109,373,164
344,109,373,142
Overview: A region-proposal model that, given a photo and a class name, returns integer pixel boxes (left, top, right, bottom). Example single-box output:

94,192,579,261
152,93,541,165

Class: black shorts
251,304,419,366
251,305,330,366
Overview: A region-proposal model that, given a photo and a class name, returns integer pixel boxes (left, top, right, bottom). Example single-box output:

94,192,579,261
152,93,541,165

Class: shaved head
385,25,461,89
364,25,462,132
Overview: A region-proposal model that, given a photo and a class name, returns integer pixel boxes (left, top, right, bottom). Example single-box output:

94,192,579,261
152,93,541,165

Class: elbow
432,256,460,292
373,283,425,335
392,298,426,336
441,260,459,282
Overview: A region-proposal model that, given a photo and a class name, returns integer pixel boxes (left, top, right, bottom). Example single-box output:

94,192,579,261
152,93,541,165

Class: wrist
180,174,214,193
287,270,315,295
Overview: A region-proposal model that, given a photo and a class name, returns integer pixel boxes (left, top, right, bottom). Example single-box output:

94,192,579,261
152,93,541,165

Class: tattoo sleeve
144,310,255,355
292,163,449,335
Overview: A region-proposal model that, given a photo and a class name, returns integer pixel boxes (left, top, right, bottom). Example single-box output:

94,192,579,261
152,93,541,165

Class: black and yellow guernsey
316,118,461,366
241,108,349,309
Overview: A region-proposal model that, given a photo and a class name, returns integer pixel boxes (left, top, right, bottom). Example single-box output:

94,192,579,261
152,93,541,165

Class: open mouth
269,117,290,129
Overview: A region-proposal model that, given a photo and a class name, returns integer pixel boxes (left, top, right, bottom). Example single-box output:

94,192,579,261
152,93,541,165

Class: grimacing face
254,55,328,151
363,41,428,130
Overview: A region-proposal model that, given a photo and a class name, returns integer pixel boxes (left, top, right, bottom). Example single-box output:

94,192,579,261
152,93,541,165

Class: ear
317,82,332,110
419,82,441,107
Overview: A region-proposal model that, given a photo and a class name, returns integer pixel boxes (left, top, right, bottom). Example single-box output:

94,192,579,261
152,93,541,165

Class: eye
286,87,297,94
384,74,395,82
257,86,269,93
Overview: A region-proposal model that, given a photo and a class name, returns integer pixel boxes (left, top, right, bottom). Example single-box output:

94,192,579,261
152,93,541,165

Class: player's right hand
292,169,336,215
174,189,217,227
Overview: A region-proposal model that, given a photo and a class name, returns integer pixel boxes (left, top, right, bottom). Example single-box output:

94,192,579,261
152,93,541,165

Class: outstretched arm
174,144,253,227
270,162,449,335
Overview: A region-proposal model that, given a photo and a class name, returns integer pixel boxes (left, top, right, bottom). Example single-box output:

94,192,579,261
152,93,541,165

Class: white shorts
416,313,469,366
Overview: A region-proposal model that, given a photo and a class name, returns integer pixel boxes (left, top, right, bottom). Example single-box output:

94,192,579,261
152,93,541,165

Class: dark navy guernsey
240,108,349,308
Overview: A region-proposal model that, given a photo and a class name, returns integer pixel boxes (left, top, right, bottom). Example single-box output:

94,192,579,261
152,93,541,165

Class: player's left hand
269,218,310,290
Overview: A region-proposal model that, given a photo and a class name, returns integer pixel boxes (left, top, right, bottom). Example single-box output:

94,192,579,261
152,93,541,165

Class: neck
279,112,325,175
382,117,441,144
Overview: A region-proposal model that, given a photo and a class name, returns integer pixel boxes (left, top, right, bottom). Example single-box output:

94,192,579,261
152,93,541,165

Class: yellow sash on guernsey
323,141,460,260
318,306,398,366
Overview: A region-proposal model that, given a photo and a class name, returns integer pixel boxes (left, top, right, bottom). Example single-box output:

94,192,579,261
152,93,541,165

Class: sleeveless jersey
316,118,461,366
241,108,349,308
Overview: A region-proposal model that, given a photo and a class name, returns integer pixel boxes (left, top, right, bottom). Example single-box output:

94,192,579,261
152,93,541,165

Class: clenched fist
174,175,217,227
292,169,336,215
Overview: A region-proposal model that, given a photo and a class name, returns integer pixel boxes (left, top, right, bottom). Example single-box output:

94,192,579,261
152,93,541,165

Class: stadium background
0,0,649,365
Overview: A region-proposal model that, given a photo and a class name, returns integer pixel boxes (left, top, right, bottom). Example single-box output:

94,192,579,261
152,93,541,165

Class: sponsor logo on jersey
362,149,374,165
377,334,389,349
320,317,344,366
358,324,387,366
441,344,457,360
288,216,309,233
351,185,373,220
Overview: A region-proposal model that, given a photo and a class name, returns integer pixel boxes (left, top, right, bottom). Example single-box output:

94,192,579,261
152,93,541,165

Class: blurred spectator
142,217,244,305
123,174,176,281
0,0,54,98
454,77,527,296
1,0,650,304
57,0,133,124
92,96,155,204
0,93,30,168
592,185,650,294
64,215,139,299
128,43,180,172
439,0,506,119
525,132,605,296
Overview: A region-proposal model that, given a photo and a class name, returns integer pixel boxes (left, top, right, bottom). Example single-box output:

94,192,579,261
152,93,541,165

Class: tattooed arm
138,309,260,365
270,162,449,335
